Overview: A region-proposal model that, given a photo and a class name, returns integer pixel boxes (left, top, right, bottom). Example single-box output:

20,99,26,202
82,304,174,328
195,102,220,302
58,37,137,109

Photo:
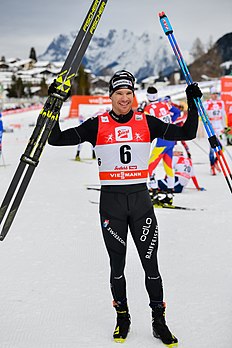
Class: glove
48,79,71,101
198,187,206,191
48,80,57,95
186,83,202,99
186,83,202,109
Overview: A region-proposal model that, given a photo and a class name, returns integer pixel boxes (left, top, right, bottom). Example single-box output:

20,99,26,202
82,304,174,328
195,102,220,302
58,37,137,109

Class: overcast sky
1,0,231,59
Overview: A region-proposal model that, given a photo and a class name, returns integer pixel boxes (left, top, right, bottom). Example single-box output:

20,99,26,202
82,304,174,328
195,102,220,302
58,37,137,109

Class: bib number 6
120,145,131,164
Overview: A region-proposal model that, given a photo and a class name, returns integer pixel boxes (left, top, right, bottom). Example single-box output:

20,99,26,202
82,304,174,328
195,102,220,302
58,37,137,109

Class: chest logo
101,116,109,122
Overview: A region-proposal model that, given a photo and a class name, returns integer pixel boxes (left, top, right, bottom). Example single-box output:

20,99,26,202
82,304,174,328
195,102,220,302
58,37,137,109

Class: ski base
164,343,178,348
114,337,127,343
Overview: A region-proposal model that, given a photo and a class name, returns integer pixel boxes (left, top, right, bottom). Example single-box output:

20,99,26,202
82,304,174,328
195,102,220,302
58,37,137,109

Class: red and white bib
95,112,151,185
144,101,171,123
203,99,225,136
173,156,194,186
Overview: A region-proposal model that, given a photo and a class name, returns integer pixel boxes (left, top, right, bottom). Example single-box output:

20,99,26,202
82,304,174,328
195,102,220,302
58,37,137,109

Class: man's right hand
48,79,71,101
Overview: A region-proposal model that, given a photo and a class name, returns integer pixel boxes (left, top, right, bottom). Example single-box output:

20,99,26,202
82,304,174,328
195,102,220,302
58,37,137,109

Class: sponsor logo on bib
115,126,132,141
101,116,109,122
135,114,143,120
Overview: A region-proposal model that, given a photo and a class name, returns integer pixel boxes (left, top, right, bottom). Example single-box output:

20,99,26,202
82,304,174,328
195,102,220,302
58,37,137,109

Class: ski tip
159,11,166,18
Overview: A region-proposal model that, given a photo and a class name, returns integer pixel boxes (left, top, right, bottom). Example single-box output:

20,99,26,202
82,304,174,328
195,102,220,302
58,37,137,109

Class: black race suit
48,106,198,308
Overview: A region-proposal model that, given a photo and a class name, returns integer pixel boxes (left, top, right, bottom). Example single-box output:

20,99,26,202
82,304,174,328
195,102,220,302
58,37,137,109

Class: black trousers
99,183,163,308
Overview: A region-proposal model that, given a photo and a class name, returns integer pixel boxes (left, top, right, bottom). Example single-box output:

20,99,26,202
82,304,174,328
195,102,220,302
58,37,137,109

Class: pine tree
191,38,205,60
29,47,37,62
7,75,25,98
207,35,214,51
72,65,90,95
39,78,48,97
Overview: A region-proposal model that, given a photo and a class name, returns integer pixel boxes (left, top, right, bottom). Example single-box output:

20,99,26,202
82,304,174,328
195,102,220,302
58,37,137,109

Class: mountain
39,28,232,82
38,29,186,80
187,33,232,81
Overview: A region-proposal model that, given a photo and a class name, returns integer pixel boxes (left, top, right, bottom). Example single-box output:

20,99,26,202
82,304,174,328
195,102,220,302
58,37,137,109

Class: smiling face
110,89,134,115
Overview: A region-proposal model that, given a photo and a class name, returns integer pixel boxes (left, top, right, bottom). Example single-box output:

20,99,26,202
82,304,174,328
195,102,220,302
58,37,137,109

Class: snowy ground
0,105,232,348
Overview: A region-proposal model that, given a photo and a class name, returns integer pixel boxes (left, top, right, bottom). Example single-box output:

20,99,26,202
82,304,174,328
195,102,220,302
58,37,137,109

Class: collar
109,109,133,123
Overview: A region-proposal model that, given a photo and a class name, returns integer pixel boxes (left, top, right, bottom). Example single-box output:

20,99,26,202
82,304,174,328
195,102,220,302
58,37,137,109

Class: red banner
68,94,138,118
221,76,232,127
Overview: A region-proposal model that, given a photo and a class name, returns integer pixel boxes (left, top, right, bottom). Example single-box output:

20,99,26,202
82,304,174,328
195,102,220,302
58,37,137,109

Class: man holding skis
48,70,202,347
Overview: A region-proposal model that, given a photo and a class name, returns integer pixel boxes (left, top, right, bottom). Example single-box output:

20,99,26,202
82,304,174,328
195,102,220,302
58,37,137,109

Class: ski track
0,105,232,348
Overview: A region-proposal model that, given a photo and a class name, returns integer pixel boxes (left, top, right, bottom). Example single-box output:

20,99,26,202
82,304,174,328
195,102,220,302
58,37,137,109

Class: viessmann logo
115,126,132,141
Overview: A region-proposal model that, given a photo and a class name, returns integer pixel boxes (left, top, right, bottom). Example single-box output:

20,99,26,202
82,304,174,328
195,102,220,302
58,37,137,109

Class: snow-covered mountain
39,29,188,80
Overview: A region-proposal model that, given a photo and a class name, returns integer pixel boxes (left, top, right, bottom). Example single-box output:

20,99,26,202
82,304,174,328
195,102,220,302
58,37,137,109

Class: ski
88,197,203,211
0,0,108,241
89,200,99,205
86,187,203,210
86,186,100,191
153,203,204,211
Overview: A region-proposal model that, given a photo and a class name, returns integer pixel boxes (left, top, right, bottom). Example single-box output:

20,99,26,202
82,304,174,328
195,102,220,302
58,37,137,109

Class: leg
162,148,174,190
209,147,215,166
128,190,163,305
128,190,178,346
158,149,174,204
172,176,184,193
75,144,82,160
99,191,128,302
99,190,130,342
148,147,165,203
148,146,164,179
157,178,168,192
92,145,96,159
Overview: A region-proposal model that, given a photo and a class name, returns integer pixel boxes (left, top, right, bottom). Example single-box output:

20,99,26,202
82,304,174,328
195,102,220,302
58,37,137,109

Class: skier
203,86,227,175
144,87,181,205
75,114,96,161
48,70,202,347
163,95,192,159
75,114,85,160
157,144,204,194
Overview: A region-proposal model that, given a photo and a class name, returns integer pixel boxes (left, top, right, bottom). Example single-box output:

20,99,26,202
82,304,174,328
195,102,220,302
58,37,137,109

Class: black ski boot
152,303,178,347
113,301,131,343
149,189,160,205
158,190,173,206
75,150,80,161
92,150,96,159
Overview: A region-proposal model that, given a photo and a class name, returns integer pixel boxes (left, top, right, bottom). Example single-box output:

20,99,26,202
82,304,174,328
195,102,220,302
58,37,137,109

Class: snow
0,104,232,348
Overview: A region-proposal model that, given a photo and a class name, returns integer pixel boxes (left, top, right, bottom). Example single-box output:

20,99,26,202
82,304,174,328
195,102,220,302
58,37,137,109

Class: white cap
210,86,218,94
173,145,183,153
